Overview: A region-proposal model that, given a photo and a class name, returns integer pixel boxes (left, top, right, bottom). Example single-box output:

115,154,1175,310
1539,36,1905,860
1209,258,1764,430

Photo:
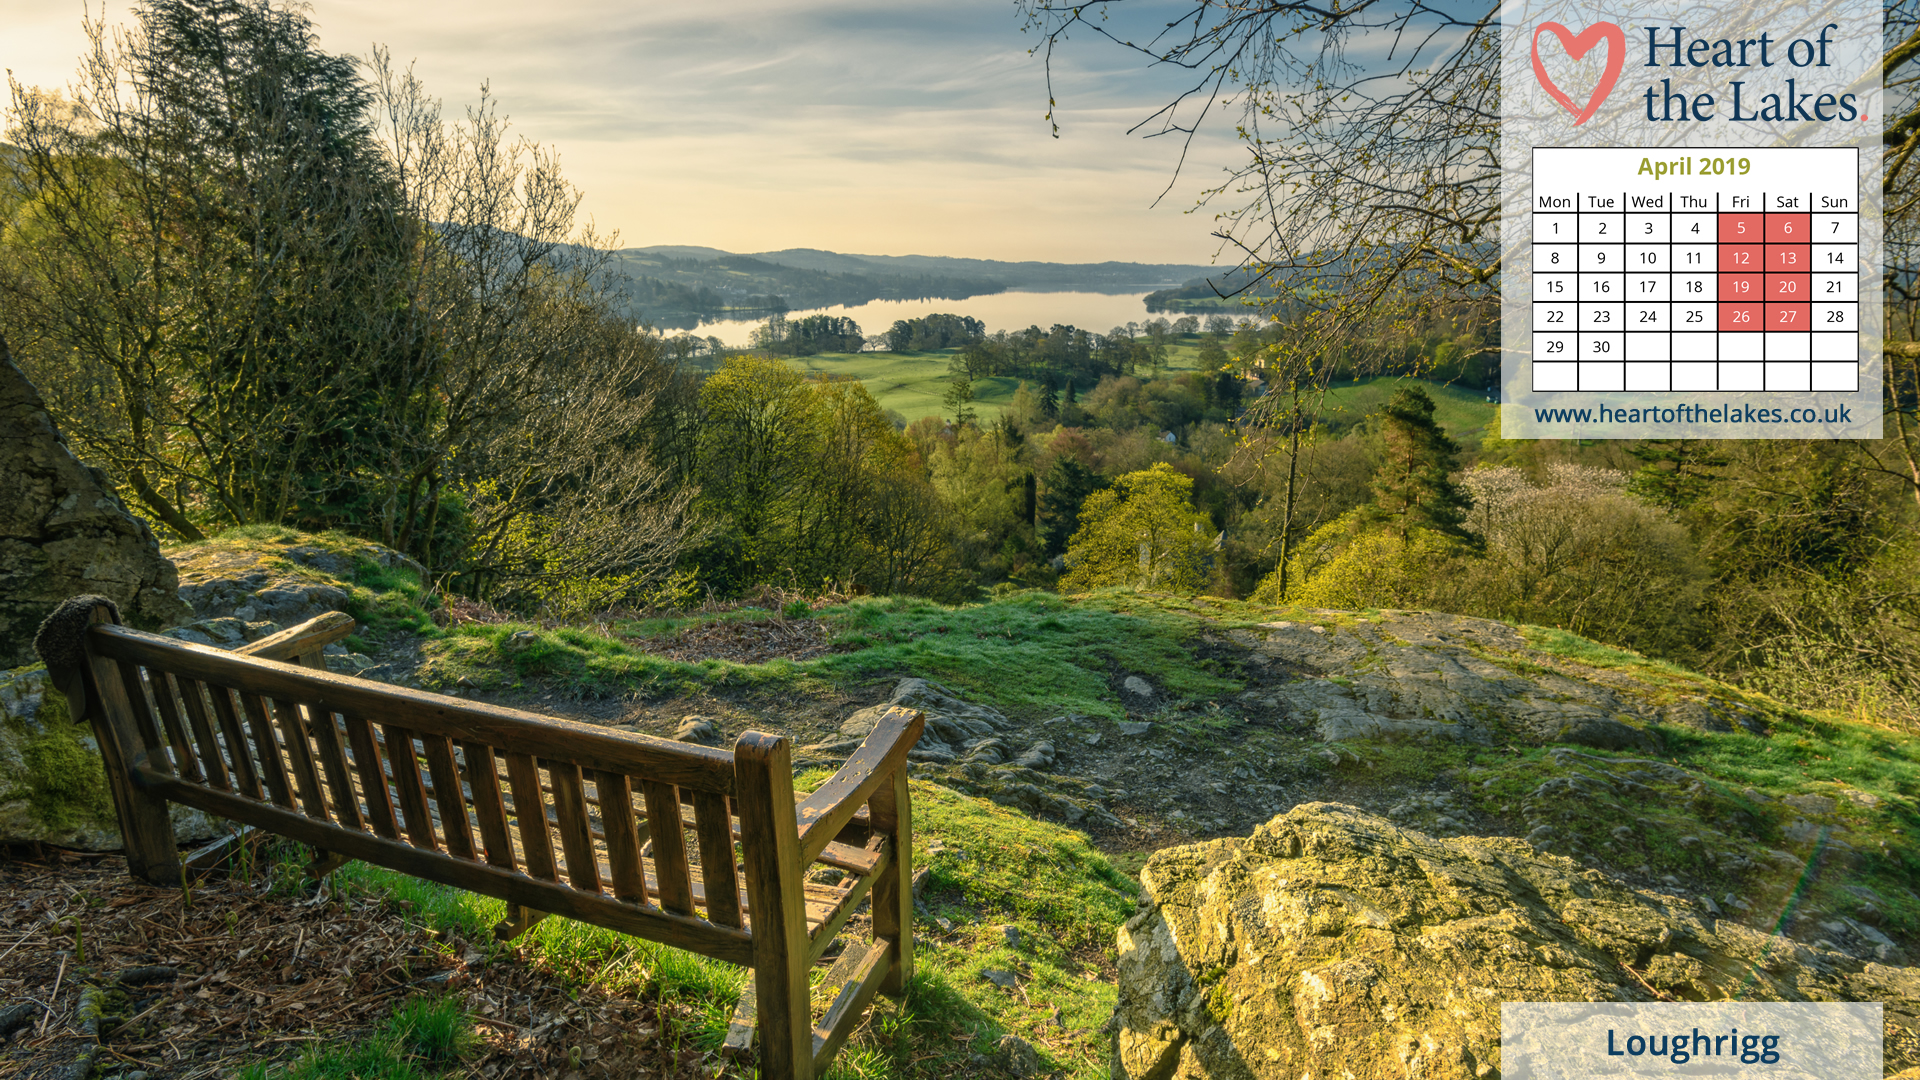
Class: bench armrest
793,707,923,865
238,611,357,665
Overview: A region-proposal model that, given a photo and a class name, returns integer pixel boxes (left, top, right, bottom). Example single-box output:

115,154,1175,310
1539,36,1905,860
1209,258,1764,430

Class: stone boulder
1112,802,1918,1079
1228,614,1663,751
0,342,190,668
171,531,422,623
837,677,1009,762
0,666,221,851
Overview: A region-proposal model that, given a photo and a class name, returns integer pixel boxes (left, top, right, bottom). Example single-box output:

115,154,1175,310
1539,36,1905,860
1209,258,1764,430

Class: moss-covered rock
0,665,218,850
1112,802,1919,1079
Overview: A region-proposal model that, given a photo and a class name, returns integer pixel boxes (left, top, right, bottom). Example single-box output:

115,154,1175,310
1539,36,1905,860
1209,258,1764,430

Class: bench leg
493,904,547,942
868,764,913,996
735,733,816,1080
82,617,180,887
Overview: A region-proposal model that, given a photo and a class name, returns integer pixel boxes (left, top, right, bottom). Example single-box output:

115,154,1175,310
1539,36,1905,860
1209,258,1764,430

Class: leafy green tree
1368,385,1471,542
1060,463,1213,592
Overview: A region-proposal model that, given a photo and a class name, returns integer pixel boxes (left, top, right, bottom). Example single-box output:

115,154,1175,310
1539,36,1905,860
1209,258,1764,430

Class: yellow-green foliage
1060,463,1214,593
1252,509,1457,609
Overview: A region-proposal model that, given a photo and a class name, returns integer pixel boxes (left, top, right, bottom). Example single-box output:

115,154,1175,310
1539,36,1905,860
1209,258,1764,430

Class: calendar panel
1527,147,1860,399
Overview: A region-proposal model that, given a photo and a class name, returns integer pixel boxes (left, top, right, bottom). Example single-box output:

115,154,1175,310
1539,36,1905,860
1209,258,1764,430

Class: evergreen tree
1369,386,1472,542
1039,375,1060,418
1037,457,1107,557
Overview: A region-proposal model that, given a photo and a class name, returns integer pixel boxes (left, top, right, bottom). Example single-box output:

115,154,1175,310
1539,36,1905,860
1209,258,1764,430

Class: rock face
0,666,220,851
1112,803,1919,1079
836,677,1010,762
172,532,421,624
0,344,190,667
1229,614,1666,750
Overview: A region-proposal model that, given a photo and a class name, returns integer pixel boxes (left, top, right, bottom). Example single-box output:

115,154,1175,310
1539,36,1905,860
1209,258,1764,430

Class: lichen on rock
1112,802,1919,1079
0,665,218,850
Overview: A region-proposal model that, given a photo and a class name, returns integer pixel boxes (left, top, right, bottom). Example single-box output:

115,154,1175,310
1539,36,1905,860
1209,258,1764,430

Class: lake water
696,289,1166,344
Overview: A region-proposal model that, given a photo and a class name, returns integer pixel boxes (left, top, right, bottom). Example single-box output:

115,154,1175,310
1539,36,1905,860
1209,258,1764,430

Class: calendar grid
1530,148,1860,395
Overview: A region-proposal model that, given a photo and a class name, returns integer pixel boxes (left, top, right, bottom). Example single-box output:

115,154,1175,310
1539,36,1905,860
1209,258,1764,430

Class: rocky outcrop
0,342,190,668
1112,803,1919,1079
171,532,421,624
1228,614,1668,750
0,666,220,851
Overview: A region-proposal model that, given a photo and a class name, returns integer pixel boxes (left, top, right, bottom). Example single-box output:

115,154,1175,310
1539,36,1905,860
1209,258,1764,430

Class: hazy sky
2,1,1240,264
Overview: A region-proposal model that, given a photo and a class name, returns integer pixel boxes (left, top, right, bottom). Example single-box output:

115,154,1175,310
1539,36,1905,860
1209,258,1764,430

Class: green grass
273,780,1134,1079
236,995,474,1080
1314,375,1496,440
780,337,1220,423
421,590,1245,718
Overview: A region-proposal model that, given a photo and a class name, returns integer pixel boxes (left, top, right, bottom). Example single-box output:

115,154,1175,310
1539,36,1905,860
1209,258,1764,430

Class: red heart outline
1531,21,1626,126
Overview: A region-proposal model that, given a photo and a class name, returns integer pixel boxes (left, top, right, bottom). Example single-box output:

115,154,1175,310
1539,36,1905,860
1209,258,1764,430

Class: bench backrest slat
174,676,232,792
502,751,561,882
309,710,365,831
692,791,744,929
422,735,476,860
642,780,696,916
148,670,203,782
91,628,737,796
384,725,438,850
115,660,173,775
547,760,602,894
236,690,296,808
597,771,651,905
205,684,263,799
273,696,330,821
464,743,519,871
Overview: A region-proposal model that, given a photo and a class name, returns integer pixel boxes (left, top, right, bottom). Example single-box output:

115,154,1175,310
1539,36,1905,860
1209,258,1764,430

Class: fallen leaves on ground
0,848,731,1078
632,617,842,665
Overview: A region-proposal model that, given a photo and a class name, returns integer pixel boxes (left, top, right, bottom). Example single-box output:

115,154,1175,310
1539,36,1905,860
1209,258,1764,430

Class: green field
1315,375,1496,440
783,339,1213,423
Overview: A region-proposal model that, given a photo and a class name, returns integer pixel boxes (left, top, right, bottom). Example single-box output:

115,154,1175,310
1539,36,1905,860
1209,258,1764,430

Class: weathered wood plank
307,709,364,831
504,753,559,882
805,841,888,967
462,743,516,871
869,761,914,996
205,685,262,800
546,760,601,894
147,670,203,782
84,608,180,886
343,711,400,839
172,676,230,791
641,781,694,917
113,661,171,774
271,698,330,822
236,692,296,808
734,732,815,1080
236,612,356,663
421,734,475,860
136,768,753,966
596,772,649,905
92,626,736,795
810,943,890,1071
384,725,439,851
692,791,743,929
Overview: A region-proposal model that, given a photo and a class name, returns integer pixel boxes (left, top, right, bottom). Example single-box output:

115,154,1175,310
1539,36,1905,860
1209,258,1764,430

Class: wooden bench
66,601,922,1080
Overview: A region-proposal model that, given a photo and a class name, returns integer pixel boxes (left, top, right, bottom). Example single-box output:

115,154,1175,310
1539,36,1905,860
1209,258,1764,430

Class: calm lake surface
697,289,1165,344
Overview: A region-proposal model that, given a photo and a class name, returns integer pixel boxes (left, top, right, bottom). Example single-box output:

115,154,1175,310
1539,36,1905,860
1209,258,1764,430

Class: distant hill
729,248,1218,291
608,249,1009,332
609,245,1224,331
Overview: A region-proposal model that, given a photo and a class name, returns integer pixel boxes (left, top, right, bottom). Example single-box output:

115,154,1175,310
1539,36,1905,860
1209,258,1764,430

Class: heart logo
1531,21,1626,126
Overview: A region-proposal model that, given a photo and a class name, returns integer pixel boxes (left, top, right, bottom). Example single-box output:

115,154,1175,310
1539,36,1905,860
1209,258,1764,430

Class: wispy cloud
3,0,1242,262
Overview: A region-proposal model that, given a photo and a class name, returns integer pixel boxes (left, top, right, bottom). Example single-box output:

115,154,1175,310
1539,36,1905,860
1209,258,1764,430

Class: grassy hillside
1317,374,1496,440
